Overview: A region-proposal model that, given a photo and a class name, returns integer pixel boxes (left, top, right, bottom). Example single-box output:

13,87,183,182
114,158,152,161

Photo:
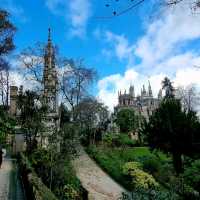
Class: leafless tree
176,85,200,112
0,9,16,107
19,43,97,121
0,59,10,107
19,42,45,85
74,97,109,143
60,59,97,120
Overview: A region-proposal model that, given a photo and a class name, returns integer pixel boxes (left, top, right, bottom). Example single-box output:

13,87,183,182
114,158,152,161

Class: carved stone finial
48,28,51,42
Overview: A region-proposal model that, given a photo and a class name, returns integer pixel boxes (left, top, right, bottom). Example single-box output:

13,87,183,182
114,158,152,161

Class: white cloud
97,2,200,111
135,3,200,67
46,0,91,38
101,31,135,65
69,0,91,38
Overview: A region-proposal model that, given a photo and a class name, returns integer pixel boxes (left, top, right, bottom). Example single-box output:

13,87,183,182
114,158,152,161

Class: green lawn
86,145,170,190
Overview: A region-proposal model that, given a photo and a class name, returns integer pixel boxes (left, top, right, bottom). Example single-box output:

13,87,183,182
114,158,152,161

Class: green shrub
183,159,200,192
114,134,136,147
122,162,159,190
18,153,58,200
169,176,200,200
29,173,58,200
103,134,136,147
121,188,179,200
140,155,162,175
122,162,142,175
103,134,114,146
63,184,80,200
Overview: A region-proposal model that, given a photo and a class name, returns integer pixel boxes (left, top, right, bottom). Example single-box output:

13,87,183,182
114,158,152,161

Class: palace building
114,82,163,119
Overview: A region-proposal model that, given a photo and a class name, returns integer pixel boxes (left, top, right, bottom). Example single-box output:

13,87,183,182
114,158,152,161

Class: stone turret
141,85,147,97
9,86,18,116
129,85,135,98
158,89,162,99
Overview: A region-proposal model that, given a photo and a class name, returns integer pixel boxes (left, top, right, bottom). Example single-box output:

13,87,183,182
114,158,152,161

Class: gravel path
0,158,12,200
73,146,127,200
0,158,25,200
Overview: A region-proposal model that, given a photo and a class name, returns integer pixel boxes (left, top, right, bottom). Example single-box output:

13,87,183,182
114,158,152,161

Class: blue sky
1,0,200,110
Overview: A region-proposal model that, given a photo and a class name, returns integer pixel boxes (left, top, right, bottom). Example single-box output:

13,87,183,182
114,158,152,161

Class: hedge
18,153,58,200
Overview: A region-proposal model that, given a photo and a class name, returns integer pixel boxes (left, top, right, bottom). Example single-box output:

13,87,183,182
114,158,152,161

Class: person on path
0,147,3,169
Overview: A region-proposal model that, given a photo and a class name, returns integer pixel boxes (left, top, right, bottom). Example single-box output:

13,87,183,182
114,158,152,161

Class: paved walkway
0,158,25,200
72,146,127,200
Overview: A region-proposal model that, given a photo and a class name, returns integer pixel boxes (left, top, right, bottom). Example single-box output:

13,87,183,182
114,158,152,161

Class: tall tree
60,59,97,121
0,106,15,145
0,60,9,107
0,9,16,56
17,90,47,153
142,97,200,174
74,97,109,143
0,9,16,107
176,85,200,113
19,43,97,120
115,108,137,133
19,42,45,85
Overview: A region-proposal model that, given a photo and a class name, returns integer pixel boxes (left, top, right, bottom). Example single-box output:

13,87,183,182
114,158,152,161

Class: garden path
0,157,25,200
73,146,127,200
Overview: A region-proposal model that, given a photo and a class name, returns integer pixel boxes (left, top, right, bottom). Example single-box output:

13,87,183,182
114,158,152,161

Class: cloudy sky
1,0,200,110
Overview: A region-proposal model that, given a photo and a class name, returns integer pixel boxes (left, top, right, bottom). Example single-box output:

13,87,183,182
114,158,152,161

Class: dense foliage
28,148,86,200
122,161,159,190
0,106,15,146
115,108,138,133
142,97,200,174
18,153,58,200
102,133,137,147
86,145,167,190
17,90,47,153
183,159,200,193
0,9,16,57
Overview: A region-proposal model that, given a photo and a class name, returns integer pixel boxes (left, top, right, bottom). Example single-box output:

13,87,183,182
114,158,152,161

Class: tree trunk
5,70,9,108
172,151,183,175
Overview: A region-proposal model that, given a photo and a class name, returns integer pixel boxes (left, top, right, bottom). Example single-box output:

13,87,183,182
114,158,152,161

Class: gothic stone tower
42,29,59,144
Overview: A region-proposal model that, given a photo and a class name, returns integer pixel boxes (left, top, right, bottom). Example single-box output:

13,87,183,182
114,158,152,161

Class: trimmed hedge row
18,153,58,200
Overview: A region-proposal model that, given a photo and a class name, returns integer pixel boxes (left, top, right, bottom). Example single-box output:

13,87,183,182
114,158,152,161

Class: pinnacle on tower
48,28,51,42
158,89,162,99
129,84,135,97
148,81,153,97
143,84,146,94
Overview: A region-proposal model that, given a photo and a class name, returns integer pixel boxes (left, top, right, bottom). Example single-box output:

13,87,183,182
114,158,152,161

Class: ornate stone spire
44,28,55,69
148,81,153,97
48,27,51,42
43,28,58,113
158,89,162,99
143,84,147,95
